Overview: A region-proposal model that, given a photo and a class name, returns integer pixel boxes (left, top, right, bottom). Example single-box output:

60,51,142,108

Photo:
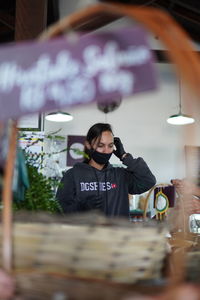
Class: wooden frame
18,114,42,131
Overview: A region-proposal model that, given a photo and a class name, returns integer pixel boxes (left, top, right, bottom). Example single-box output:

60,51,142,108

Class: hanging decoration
155,189,169,220
154,184,175,220
97,97,122,113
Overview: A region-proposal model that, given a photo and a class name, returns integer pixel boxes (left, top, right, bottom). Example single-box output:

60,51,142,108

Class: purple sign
0,26,158,121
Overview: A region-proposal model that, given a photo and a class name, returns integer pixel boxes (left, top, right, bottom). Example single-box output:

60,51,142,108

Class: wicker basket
0,220,167,282
0,215,168,299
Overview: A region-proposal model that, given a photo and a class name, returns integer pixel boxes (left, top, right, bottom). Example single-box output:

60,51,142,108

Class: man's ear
85,141,91,149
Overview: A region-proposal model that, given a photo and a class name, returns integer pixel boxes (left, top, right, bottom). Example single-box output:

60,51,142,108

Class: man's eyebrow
98,142,114,145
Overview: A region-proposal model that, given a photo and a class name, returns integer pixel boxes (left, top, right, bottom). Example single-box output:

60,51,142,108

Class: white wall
44,62,200,185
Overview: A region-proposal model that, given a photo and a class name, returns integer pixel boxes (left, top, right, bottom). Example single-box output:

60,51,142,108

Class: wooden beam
15,0,48,41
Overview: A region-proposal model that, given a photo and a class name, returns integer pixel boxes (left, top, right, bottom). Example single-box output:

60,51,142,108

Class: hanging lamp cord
178,77,182,114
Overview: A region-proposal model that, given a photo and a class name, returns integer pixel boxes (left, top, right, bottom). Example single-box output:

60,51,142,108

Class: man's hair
83,123,114,163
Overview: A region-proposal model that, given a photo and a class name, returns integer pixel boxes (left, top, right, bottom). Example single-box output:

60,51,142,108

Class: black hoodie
56,153,156,217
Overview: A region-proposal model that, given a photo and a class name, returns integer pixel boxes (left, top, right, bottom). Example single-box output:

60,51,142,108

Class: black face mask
91,150,112,165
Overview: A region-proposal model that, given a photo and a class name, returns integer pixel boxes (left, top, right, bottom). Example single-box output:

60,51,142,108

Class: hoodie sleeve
122,153,156,194
56,168,78,213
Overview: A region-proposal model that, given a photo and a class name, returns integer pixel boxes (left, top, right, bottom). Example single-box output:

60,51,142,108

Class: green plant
15,130,88,213
14,133,63,213
13,161,62,213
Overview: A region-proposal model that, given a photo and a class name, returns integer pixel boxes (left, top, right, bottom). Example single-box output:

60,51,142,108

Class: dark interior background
1,0,200,42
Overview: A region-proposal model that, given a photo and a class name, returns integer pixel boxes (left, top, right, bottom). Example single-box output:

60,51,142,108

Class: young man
56,123,156,217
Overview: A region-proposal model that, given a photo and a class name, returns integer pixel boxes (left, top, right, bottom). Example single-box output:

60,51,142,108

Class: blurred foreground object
0,269,15,300
123,283,200,300
0,213,167,299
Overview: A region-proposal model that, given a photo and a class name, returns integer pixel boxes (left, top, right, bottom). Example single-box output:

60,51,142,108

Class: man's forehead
99,132,114,142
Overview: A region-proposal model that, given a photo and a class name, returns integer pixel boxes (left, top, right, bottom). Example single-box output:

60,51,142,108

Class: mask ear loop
84,141,92,161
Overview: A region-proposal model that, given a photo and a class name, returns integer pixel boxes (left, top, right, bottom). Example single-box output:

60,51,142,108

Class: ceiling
100,0,200,44
0,0,200,48
0,0,59,43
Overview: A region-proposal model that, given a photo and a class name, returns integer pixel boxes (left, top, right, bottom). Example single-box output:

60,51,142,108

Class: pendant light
167,79,195,125
45,111,73,122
